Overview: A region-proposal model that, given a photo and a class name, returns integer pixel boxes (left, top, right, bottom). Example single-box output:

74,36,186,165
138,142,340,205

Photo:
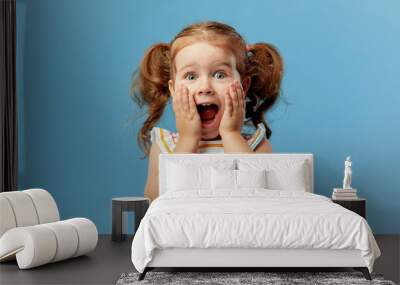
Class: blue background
16,0,400,234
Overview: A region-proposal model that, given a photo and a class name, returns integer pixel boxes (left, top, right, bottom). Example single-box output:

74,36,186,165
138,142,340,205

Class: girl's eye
184,72,197,80
214,71,227,79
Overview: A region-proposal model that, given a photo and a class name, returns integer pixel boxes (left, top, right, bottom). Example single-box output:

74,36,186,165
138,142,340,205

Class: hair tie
246,44,254,58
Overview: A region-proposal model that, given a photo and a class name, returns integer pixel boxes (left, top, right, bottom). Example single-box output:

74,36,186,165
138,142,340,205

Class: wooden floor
0,235,398,285
0,235,134,285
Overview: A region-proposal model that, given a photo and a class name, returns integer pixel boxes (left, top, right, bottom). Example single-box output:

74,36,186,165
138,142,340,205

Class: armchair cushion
0,218,97,269
0,189,98,269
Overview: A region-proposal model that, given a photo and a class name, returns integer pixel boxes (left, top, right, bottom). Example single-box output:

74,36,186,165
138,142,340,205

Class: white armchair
0,189,98,269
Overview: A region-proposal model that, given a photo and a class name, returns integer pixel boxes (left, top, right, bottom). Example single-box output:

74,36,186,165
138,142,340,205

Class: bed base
138,267,371,281
138,248,372,281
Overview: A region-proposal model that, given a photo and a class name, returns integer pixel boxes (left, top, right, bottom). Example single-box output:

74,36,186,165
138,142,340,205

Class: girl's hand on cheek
172,85,202,142
219,80,245,137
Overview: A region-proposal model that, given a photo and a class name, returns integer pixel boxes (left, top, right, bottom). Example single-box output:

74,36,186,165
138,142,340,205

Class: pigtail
245,43,284,139
130,43,171,158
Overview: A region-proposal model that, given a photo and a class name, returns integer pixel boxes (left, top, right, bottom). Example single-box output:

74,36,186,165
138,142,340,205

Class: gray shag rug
116,271,396,285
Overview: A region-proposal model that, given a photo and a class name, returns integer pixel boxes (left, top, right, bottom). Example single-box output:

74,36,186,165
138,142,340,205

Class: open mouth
197,103,219,128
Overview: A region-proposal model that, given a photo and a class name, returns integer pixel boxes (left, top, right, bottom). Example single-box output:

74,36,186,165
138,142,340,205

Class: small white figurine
342,156,352,189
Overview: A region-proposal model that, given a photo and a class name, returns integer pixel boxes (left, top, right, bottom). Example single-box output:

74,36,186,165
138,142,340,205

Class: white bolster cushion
0,225,57,268
0,196,17,237
23,189,60,224
0,189,59,238
0,218,98,269
63,218,98,257
0,191,39,227
41,221,79,262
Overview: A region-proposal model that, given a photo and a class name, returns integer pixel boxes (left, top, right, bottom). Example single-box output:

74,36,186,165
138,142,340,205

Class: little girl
131,21,284,202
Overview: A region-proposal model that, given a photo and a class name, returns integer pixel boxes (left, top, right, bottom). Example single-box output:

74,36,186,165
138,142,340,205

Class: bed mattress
131,189,380,273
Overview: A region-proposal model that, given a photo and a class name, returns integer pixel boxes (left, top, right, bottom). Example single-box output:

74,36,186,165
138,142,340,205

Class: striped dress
150,123,266,154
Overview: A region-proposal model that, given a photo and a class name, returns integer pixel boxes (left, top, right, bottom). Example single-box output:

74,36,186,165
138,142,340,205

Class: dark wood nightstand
332,198,366,218
112,197,149,242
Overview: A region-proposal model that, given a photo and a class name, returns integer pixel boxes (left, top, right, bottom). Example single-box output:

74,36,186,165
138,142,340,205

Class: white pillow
237,159,309,191
211,168,236,190
266,165,307,191
236,169,267,188
211,168,267,190
167,160,235,192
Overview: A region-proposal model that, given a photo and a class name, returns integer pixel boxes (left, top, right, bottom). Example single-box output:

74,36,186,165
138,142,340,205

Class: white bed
131,153,380,281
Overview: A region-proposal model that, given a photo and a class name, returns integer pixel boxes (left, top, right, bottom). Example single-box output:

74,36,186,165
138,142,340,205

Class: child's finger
236,81,245,113
230,82,239,113
178,85,186,115
182,86,189,114
188,90,197,118
173,85,182,114
225,90,232,116
172,85,179,113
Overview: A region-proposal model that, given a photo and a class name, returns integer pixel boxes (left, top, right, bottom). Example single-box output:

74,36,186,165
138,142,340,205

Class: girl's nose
198,87,214,96
197,79,214,96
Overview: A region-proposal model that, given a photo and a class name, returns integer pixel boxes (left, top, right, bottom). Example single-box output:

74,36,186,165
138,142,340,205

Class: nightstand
112,197,149,242
332,198,366,218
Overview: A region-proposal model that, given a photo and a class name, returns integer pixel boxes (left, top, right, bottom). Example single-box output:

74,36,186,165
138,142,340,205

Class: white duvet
131,189,380,273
